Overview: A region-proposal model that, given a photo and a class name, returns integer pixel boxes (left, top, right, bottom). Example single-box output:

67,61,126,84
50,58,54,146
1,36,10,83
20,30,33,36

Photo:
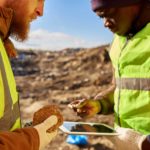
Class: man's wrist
97,99,110,114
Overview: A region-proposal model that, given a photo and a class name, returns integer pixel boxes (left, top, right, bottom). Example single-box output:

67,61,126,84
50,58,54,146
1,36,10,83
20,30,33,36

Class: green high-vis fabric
109,23,150,135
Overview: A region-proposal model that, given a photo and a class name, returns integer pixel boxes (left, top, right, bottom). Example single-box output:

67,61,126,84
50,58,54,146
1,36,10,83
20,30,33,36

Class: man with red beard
69,0,150,149
0,0,60,150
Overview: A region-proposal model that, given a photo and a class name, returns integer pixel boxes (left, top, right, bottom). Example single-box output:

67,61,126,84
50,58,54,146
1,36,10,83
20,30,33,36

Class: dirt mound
11,45,115,150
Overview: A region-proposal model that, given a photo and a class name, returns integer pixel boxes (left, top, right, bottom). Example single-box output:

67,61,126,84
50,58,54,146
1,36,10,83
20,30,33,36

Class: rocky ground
11,45,115,150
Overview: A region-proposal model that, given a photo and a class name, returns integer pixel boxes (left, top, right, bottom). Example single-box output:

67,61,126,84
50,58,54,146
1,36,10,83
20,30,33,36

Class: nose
103,18,112,28
36,1,44,16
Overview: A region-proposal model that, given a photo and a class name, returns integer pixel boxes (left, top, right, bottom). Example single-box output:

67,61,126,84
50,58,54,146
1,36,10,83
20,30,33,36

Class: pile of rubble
11,45,114,150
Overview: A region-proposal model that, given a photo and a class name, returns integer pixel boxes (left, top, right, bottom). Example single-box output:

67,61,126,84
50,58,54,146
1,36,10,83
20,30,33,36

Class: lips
107,25,117,33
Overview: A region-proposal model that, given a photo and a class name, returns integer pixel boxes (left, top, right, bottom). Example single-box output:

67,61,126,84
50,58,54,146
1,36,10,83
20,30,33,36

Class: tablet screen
63,122,115,133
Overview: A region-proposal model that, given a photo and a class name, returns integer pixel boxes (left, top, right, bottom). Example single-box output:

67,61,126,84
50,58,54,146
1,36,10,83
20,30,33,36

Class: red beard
6,0,30,41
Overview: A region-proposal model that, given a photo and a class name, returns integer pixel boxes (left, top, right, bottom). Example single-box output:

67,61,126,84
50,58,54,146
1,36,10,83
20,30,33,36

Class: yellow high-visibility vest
0,38,21,131
109,23,150,135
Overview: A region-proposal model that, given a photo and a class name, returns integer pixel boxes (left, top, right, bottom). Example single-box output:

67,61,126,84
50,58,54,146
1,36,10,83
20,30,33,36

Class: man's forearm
96,84,115,114
0,127,39,150
98,96,114,114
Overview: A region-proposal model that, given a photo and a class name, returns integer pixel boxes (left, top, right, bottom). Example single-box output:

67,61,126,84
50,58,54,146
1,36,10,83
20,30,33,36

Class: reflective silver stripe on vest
0,53,20,131
116,78,150,91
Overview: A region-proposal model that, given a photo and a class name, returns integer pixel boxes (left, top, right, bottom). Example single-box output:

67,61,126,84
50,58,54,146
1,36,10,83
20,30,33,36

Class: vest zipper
117,34,133,126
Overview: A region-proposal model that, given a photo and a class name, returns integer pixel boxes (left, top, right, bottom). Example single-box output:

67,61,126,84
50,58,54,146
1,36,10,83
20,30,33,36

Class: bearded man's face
6,0,40,41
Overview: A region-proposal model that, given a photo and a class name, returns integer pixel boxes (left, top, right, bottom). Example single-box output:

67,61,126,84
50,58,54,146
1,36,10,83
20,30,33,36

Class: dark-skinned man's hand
68,99,101,118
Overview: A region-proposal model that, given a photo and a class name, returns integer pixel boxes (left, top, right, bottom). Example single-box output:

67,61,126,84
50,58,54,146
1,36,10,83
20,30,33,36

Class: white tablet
59,121,118,136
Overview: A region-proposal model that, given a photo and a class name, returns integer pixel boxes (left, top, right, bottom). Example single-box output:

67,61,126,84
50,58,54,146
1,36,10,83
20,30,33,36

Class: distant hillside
11,45,113,102
11,46,114,150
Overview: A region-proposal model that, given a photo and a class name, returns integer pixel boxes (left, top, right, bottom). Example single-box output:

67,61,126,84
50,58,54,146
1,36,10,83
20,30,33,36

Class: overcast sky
13,0,113,51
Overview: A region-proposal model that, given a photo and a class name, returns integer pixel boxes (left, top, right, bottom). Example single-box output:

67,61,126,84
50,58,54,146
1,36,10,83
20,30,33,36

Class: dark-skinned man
69,0,150,149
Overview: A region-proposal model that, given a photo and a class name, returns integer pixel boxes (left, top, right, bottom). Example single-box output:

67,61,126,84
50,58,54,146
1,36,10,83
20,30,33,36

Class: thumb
115,127,127,134
43,115,58,130
47,130,58,139
115,127,138,136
